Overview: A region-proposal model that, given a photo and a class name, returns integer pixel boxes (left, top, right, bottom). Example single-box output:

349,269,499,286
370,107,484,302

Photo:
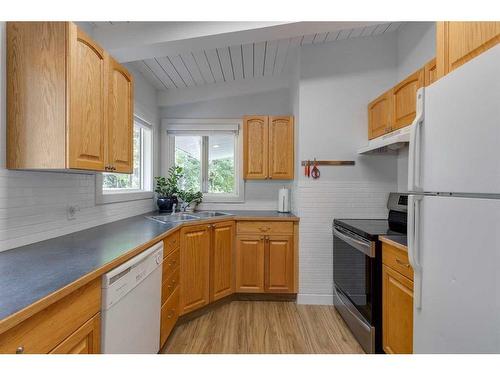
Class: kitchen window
163,119,243,203
96,117,153,204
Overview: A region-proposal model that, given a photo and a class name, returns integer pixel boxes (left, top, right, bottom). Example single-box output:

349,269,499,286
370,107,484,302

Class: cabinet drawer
162,267,179,305
237,221,293,235
160,286,179,348
163,249,179,276
164,231,180,256
0,278,101,354
382,243,413,281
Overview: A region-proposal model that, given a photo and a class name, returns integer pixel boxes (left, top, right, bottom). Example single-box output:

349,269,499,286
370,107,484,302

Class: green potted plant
154,166,183,212
179,190,203,212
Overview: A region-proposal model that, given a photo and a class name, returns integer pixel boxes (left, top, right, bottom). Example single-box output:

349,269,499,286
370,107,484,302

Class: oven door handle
333,227,376,258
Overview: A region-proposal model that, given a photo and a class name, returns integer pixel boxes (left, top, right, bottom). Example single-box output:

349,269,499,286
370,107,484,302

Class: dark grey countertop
0,210,297,323
381,234,408,248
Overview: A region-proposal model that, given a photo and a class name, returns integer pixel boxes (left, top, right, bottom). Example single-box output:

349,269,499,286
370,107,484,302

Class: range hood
358,125,411,154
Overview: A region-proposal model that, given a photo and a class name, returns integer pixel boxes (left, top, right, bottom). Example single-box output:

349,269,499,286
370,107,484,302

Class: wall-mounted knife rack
300,160,355,166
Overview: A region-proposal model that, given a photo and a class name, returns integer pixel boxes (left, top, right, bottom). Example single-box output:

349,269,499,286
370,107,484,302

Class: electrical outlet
67,205,81,220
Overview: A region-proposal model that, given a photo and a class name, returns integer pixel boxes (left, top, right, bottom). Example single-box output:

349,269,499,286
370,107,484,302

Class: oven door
332,224,376,324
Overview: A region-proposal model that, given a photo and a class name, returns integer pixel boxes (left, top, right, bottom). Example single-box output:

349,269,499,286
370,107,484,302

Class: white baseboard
297,293,334,305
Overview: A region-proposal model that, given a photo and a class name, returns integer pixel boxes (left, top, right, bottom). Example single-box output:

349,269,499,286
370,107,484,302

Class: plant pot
157,196,178,213
184,203,198,212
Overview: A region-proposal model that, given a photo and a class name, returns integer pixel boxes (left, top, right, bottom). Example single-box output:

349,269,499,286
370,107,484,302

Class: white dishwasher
101,242,163,354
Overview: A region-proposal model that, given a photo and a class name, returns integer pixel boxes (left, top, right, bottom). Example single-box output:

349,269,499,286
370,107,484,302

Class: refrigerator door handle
408,87,425,192
408,195,423,309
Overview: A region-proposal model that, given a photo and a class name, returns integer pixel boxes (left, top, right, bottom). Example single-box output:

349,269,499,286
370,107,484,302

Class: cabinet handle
16,346,24,354
396,259,410,268
169,260,177,267
167,310,175,319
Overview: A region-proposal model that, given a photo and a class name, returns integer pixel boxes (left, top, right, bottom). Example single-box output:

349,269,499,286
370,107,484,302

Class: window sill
96,190,154,205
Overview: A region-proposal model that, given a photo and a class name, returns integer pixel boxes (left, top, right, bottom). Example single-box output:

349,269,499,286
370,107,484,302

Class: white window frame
96,116,154,204
162,118,244,203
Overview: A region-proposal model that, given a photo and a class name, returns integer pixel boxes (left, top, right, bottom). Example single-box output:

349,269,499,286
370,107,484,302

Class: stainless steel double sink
146,211,231,224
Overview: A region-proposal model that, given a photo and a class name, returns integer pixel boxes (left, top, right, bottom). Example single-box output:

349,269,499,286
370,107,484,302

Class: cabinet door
382,265,414,354
268,116,294,179
243,116,268,179
210,221,235,302
424,58,437,86
68,23,108,171
108,58,134,173
235,235,265,292
392,68,424,130
50,314,100,354
160,286,179,348
437,22,500,78
265,235,294,293
368,91,392,139
180,225,211,315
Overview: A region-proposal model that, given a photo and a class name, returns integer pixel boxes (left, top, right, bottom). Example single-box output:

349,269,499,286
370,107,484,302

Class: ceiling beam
92,21,385,63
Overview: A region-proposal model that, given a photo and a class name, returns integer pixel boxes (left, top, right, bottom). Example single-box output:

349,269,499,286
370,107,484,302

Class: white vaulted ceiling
87,22,404,92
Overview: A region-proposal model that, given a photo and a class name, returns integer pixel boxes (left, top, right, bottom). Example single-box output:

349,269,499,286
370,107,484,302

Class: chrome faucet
171,203,177,215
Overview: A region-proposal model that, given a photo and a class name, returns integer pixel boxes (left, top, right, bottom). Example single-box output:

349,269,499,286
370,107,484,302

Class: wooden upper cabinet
236,235,265,292
437,22,500,79
265,235,294,293
424,58,438,86
210,221,235,302
243,116,269,179
243,115,294,180
68,24,108,171
108,58,134,173
268,116,294,180
391,68,424,130
6,22,133,173
368,91,392,139
382,265,414,354
180,224,211,315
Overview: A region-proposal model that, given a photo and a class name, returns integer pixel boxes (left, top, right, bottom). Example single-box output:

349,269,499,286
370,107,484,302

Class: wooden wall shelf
300,160,355,166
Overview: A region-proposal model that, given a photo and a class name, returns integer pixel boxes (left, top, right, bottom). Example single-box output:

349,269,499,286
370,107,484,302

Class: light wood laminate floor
162,301,364,354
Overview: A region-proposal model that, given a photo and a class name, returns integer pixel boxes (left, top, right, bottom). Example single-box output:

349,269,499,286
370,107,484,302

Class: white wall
160,88,293,211
0,22,160,252
295,33,399,304
396,22,436,191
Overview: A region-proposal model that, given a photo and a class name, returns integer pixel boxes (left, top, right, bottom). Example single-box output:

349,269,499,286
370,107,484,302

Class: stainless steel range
332,192,408,353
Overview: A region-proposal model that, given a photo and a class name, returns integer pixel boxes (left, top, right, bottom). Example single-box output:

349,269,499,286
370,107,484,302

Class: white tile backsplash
0,169,155,252
294,180,395,304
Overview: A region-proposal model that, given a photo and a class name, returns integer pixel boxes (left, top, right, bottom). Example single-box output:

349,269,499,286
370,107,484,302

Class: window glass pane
175,136,202,192
103,125,142,190
208,134,235,194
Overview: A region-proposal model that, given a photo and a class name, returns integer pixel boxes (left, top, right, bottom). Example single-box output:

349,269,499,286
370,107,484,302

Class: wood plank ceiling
129,22,403,91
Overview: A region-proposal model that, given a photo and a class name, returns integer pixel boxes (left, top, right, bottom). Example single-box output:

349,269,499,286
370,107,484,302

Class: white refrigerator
407,45,500,353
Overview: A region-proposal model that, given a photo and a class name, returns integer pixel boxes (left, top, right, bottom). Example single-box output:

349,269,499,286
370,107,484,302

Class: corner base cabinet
236,221,297,294
6,21,133,173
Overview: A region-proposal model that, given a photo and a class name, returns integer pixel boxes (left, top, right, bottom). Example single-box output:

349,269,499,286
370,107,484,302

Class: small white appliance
101,242,163,354
278,187,291,213
407,45,500,353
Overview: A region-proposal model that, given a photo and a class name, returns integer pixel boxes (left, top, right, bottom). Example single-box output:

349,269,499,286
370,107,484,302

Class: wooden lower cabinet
210,221,235,302
50,314,100,354
236,235,265,292
382,241,414,355
179,224,211,315
0,278,101,354
266,235,294,293
160,287,179,348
